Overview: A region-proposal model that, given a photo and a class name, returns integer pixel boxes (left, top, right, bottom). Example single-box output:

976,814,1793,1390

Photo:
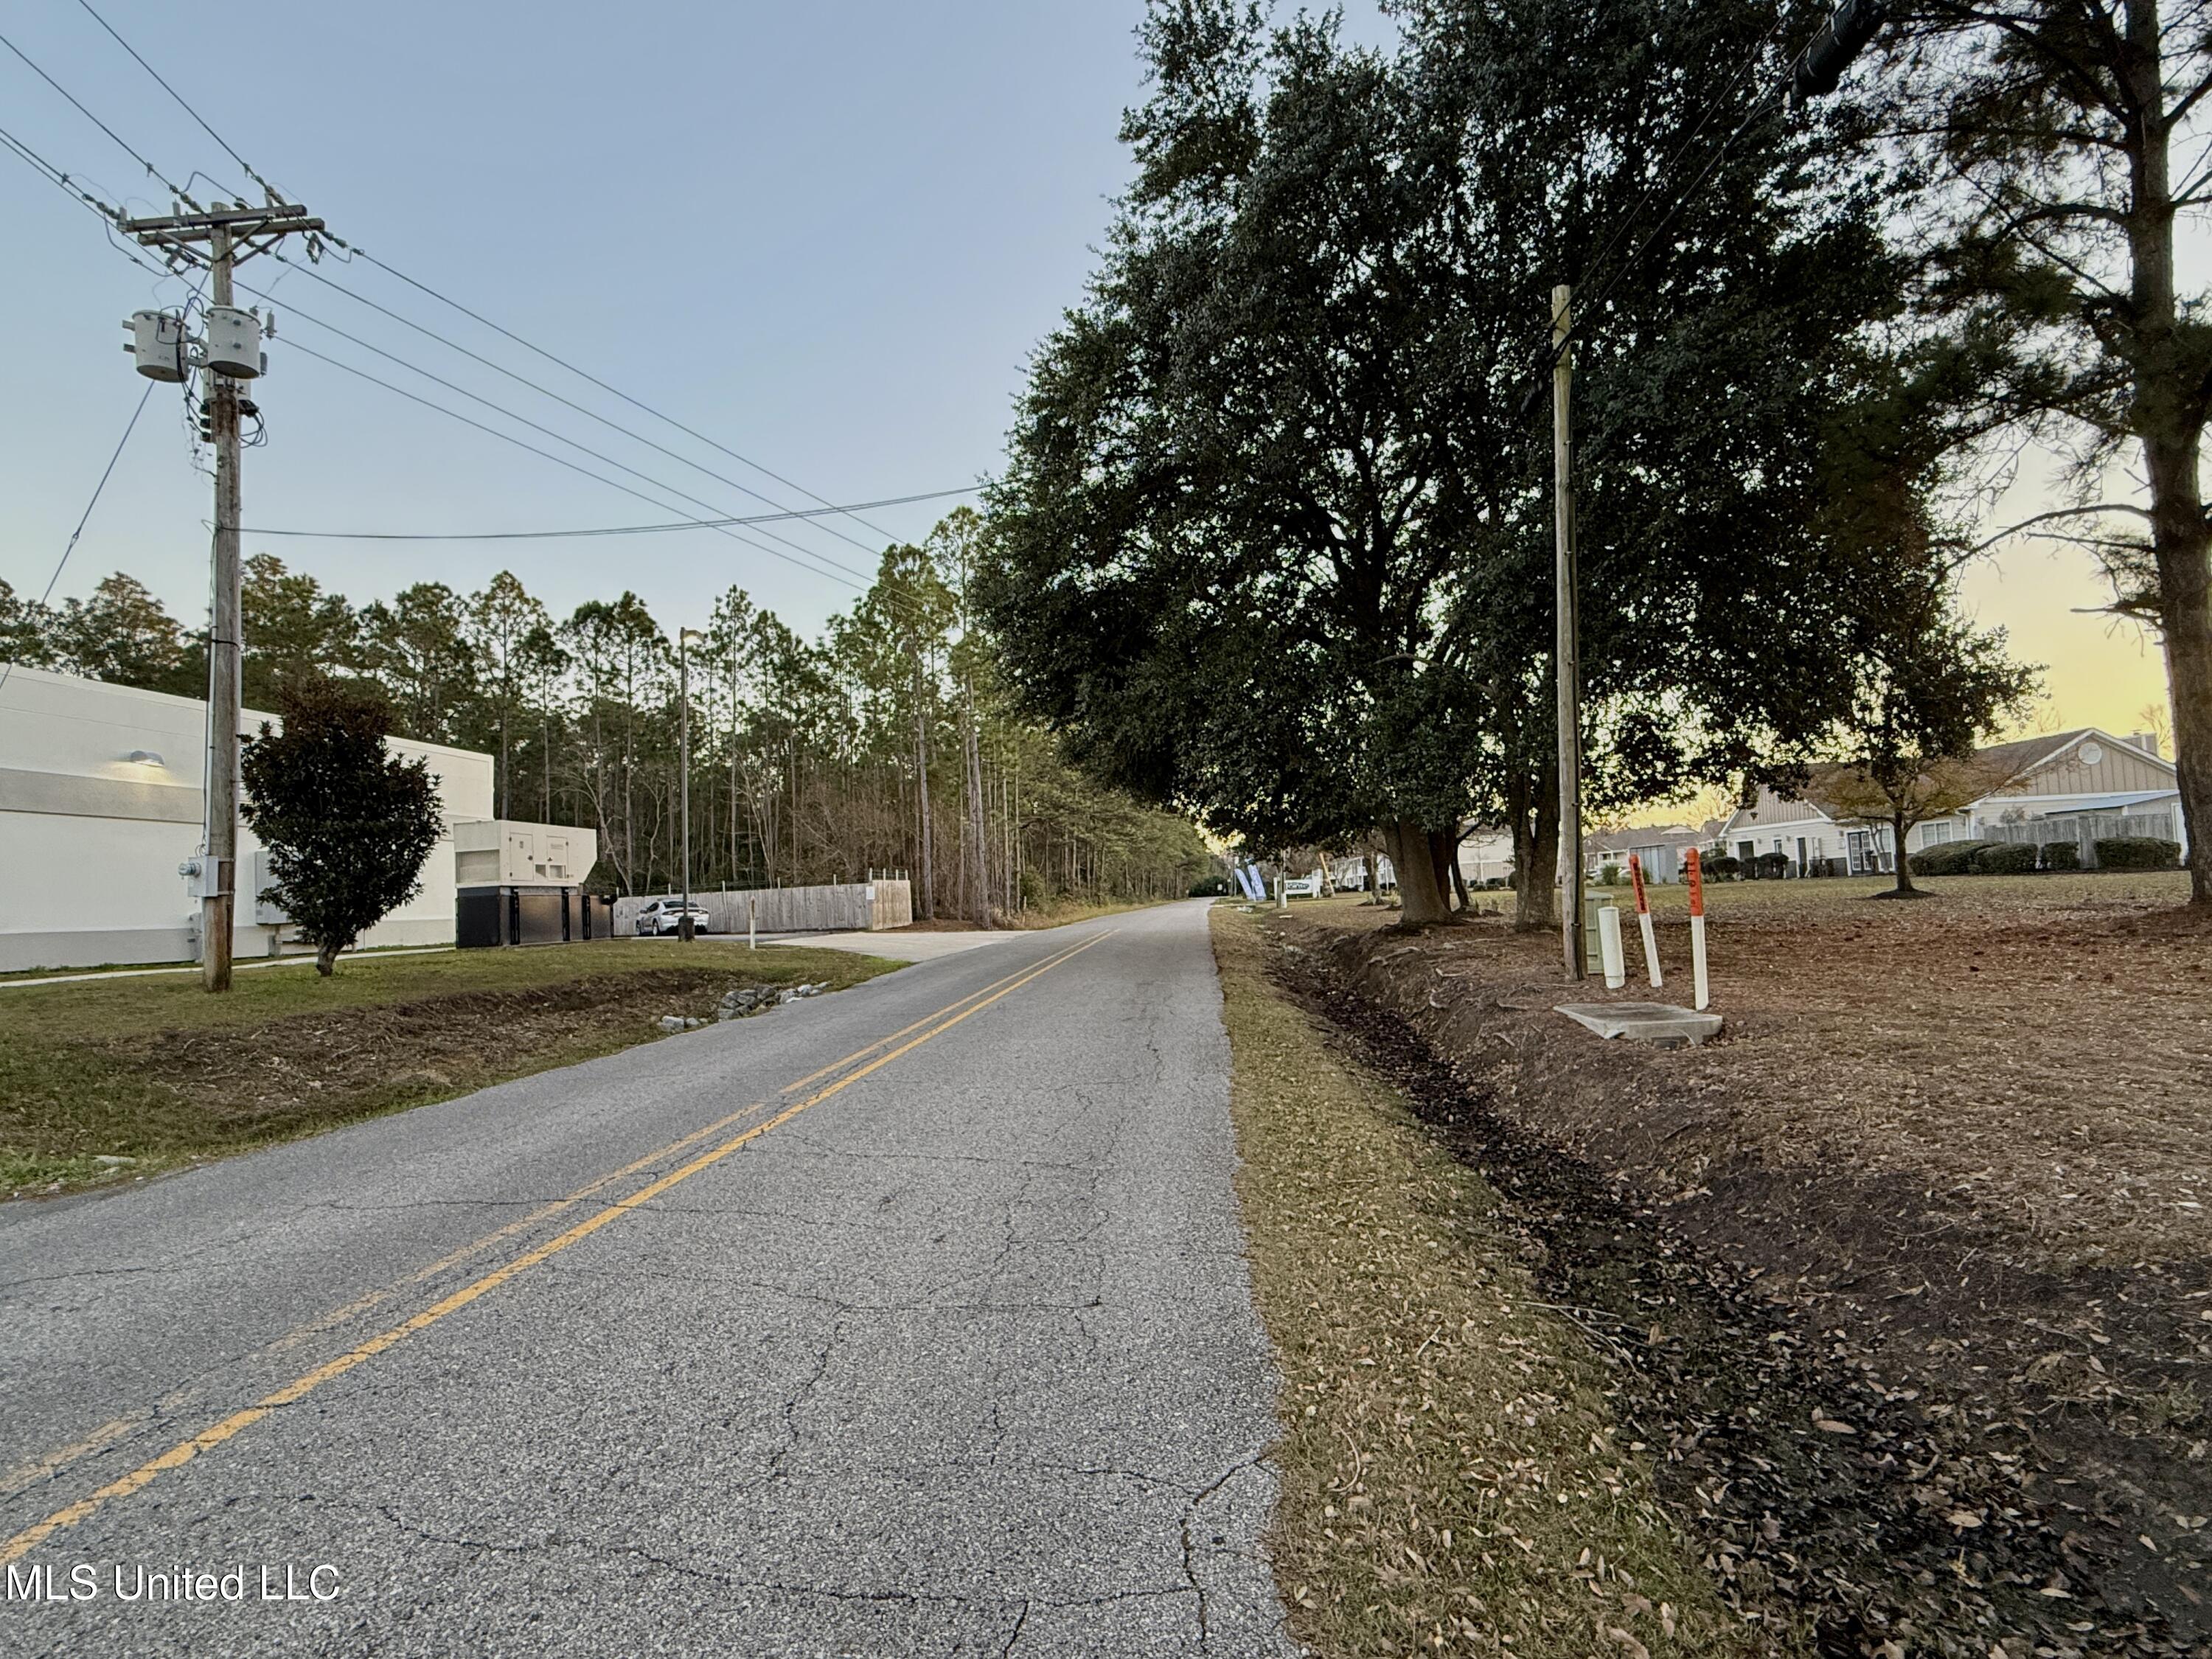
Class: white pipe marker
1686,847,1710,1011
1597,902,1626,989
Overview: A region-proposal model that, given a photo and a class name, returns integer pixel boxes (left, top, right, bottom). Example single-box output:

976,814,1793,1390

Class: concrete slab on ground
1557,1000,1723,1046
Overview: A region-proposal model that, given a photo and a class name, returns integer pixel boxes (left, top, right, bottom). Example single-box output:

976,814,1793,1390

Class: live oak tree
1868,0,2212,901
240,675,442,976
984,0,1907,928
984,9,1499,923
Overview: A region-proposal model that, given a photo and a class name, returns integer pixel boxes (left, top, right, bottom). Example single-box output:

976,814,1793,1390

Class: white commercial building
0,665,494,973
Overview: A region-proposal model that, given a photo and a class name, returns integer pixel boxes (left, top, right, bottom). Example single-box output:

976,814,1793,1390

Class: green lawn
0,939,900,1197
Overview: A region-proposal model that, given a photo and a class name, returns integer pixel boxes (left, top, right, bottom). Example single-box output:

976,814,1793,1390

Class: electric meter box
125,310,187,383
204,306,264,378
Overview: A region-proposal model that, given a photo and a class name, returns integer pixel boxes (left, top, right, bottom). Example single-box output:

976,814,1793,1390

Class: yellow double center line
0,929,1112,1566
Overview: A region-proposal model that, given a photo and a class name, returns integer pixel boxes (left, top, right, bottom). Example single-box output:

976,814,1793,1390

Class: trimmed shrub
1908,838,1994,876
1598,863,1624,887
2096,835,2183,871
1755,850,1792,880
1969,842,2040,874
1705,855,1742,880
2039,841,2081,872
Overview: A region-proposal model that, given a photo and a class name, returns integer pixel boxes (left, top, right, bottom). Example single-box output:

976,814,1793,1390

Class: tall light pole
678,627,706,942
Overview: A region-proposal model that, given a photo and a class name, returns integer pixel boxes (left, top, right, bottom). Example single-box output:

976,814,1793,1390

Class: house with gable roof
1718,727,2183,876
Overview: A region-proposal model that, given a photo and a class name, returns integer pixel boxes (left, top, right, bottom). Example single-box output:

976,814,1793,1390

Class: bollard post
1686,847,1709,1011
1597,902,1626,989
748,898,757,952
1629,854,1662,988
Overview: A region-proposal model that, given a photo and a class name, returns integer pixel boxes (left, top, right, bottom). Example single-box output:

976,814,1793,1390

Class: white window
1921,821,1952,847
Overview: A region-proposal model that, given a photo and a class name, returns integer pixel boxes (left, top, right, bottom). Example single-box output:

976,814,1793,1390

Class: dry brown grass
1281,880,2212,1643
1211,905,1789,1658
1298,871,2211,1267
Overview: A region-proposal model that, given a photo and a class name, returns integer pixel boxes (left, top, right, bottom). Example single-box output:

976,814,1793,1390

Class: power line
347,248,911,549
2,41,942,613
247,285,881,584
70,0,282,202
0,379,156,695
240,487,978,543
24,8,929,568
1563,13,1788,334
281,339,874,594
1570,86,1786,342
0,118,112,212
0,27,191,205
259,254,902,571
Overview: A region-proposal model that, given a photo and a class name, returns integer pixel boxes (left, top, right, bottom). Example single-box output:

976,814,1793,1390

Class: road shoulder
1210,903,1774,1659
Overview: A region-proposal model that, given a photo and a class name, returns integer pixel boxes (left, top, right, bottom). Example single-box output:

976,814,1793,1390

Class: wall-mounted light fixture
124,750,167,767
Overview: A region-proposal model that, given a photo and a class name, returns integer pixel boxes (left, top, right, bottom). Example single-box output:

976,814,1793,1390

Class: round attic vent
2079,740,2105,767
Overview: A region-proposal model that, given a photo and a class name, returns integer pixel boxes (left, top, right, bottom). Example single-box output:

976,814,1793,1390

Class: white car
636,898,713,936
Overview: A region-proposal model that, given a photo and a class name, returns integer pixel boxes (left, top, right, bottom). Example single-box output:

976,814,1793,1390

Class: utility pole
678,627,704,942
121,200,324,992
1551,284,1585,982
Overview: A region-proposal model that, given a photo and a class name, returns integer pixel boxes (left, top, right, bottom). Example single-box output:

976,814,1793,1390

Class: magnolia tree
240,676,442,975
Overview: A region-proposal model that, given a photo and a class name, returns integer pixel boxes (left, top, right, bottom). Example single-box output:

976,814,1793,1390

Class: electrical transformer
123,310,187,382
204,305,265,378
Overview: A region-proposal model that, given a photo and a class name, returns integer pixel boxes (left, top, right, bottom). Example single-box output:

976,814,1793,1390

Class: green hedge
1704,854,1742,880
1908,838,1994,876
2096,835,2183,870
2039,841,2081,872
1969,842,2040,874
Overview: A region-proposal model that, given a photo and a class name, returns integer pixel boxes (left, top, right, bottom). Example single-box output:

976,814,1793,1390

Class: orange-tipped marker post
1629,854,1662,988
1685,847,1709,1010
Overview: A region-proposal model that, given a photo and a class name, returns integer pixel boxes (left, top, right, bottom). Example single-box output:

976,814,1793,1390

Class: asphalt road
0,901,1294,1657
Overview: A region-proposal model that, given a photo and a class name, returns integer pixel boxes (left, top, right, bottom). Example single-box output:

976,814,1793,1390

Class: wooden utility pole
678,628,702,940
121,200,324,992
1551,284,1585,981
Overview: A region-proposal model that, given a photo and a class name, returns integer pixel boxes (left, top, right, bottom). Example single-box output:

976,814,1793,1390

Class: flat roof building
0,665,494,973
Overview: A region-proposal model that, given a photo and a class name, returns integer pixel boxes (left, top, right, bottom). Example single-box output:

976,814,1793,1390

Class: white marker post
1629,854,1662,988
748,898,757,952
1686,846,1710,1011
1597,902,1626,989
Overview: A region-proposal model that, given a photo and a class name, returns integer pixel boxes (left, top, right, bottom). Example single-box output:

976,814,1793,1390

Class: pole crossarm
119,206,322,268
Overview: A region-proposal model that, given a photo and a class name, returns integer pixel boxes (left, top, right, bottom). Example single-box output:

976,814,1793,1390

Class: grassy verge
0,939,899,1197
1211,905,1783,1658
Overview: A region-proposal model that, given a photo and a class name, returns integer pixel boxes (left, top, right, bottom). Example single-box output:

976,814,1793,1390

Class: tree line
980,0,2209,919
0,507,1213,917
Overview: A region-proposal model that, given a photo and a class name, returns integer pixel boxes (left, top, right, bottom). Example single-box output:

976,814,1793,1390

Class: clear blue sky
6,2,1370,640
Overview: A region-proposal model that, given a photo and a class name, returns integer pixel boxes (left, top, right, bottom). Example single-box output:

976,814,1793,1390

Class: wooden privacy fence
612,880,912,936
1981,811,2178,867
